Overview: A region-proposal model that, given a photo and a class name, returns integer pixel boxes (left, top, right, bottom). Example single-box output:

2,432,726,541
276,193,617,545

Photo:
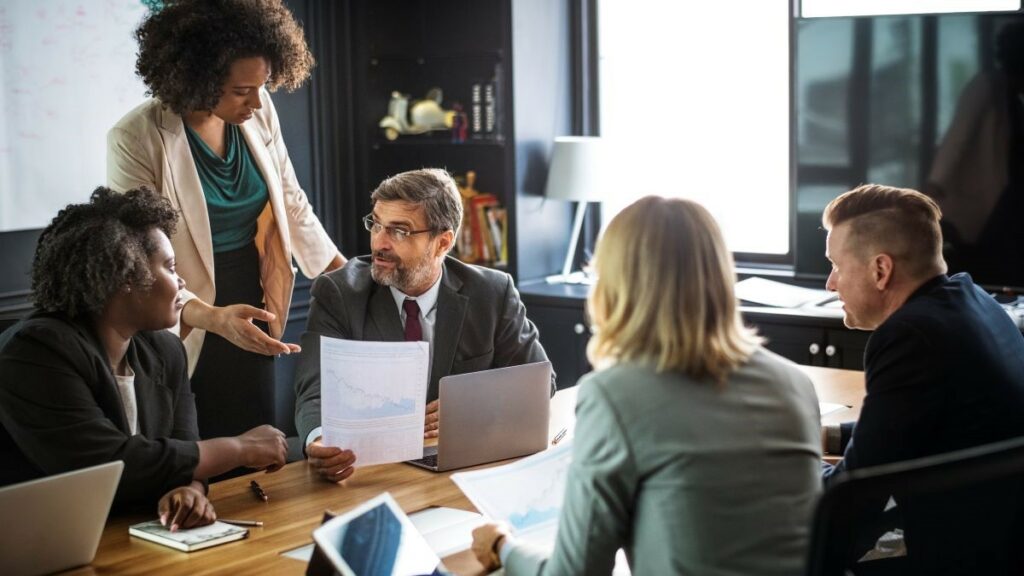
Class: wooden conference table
67,366,864,576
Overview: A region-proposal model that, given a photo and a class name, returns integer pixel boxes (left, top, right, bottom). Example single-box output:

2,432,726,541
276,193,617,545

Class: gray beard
371,256,437,294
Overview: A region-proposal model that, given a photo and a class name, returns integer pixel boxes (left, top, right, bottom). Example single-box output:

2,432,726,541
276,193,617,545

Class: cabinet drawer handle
574,323,586,335
808,343,820,355
825,345,836,357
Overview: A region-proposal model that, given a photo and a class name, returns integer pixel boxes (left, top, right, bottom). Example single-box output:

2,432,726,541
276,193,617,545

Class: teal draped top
185,123,269,253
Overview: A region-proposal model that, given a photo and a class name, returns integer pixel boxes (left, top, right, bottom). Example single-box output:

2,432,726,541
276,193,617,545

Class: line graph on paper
451,442,573,540
319,337,428,423
506,455,570,531
323,367,417,420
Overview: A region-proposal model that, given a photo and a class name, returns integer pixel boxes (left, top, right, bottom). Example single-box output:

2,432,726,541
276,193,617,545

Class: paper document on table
320,337,429,467
819,402,849,418
409,506,485,557
736,277,835,308
451,442,573,545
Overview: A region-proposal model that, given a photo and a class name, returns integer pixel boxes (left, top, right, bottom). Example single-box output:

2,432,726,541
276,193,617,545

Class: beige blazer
107,91,338,374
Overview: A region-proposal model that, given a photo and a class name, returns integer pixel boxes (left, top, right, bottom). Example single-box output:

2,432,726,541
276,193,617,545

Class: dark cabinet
528,303,591,390
742,309,871,370
520,283,874,382
520,282,592,389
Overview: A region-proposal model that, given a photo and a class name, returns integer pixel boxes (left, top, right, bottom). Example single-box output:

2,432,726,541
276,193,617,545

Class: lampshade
544,136,615,202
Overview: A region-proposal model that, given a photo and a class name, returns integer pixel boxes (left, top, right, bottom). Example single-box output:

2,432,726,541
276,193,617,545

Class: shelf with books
370,138,505,150
348,0,572,281
453,171,509,270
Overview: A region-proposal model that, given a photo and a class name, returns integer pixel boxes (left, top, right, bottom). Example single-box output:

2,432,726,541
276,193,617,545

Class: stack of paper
735,277,835,308
408,507,486,557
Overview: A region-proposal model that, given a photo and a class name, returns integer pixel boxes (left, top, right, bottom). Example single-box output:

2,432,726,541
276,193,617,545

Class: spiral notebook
129,520,248,552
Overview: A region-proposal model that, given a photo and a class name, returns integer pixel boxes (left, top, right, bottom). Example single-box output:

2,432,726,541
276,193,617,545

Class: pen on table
250,480,269,502
551,427,568,445
219,519,264,527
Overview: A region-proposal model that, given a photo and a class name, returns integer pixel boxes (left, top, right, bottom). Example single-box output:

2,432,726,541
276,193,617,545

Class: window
800,0,1019,18
597,1,791,256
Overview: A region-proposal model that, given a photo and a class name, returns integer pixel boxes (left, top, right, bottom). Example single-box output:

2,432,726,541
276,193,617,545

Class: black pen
250,480,269,502
551,427,568,445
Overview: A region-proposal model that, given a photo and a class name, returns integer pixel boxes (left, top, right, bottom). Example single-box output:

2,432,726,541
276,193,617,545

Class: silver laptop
0,461,123,576
407,361,551,472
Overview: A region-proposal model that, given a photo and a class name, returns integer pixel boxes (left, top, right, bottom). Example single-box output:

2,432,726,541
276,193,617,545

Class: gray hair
371,169,463,239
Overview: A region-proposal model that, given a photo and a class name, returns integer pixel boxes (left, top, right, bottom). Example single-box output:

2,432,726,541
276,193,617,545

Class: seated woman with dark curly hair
0,187,289,530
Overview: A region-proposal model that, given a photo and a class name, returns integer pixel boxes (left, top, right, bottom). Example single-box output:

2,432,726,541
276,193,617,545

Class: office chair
0,314,23,336
805,435,1024,576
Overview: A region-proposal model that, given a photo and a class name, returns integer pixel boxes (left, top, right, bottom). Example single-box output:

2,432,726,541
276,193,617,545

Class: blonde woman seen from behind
472,196,823,575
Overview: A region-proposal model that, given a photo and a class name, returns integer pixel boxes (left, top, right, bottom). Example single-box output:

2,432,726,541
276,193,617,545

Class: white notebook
129,520,248,552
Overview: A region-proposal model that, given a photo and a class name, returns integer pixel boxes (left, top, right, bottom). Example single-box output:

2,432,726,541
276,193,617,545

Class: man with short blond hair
821,184,1024,574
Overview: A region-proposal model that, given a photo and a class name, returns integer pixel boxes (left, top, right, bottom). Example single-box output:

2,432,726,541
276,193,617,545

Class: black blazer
0,312,200,505
824,273,1024,573
294,256,554,443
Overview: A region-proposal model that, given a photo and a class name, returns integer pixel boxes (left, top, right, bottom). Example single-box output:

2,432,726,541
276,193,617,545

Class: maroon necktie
403,299,422,341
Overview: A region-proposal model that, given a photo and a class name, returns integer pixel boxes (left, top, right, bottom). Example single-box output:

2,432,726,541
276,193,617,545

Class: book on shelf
483,82,495,135
470,83,482,136
128,520,248,552
455,170,507,267
468,193,499,264
484,205,508,267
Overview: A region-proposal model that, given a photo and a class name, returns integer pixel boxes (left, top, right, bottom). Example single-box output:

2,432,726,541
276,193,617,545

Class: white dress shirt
113,365,139,435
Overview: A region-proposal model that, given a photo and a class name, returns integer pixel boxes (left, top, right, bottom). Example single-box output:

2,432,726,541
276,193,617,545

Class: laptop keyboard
410,453,438,468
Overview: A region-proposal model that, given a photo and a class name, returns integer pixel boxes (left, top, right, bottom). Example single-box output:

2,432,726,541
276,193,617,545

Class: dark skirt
189,242,276,440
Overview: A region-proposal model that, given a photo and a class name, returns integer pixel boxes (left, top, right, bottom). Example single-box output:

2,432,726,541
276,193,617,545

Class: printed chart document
320,337,429,467
451,442,573,545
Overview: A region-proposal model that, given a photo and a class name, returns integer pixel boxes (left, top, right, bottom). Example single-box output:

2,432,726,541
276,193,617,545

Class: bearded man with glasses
293,169,555,482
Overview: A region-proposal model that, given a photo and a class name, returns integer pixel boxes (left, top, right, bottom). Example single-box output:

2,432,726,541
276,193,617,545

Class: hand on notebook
158,482,216,532
424,400,440,438
306,439,357,482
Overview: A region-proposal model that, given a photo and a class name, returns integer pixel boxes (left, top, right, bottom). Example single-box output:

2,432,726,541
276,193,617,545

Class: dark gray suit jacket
294,256,554,443
0,311,201,506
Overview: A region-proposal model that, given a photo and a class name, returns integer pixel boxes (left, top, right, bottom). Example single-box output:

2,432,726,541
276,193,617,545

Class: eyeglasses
362,214,437,243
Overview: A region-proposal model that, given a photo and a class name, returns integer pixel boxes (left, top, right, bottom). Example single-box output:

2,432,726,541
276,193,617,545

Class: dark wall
512,0,575,281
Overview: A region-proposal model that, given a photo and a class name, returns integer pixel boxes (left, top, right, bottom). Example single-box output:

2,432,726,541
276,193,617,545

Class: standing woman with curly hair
108,0,346,441
0,187,288,528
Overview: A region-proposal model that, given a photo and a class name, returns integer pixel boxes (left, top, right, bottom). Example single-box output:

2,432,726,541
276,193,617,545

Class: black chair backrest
806,435,1024,576
0,315,23,337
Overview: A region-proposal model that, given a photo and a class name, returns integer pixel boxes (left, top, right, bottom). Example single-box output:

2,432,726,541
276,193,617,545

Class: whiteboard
0,0,150,232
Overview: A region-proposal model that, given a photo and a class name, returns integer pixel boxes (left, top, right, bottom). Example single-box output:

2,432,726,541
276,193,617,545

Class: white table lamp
544,136,613,284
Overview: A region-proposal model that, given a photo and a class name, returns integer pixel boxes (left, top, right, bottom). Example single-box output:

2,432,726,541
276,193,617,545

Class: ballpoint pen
250,480,269,502
219,519,264,527
551,427,568,445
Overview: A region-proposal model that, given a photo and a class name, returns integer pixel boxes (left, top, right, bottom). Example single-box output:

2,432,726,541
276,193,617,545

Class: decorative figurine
379,88,455,140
